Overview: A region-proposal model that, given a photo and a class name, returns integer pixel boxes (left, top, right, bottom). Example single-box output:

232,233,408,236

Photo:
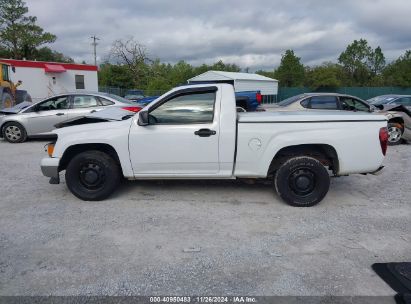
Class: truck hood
238,110,387,123
55,107,136,128
53,118,133,137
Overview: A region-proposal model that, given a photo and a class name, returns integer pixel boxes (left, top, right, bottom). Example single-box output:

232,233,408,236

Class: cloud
26,0,411,70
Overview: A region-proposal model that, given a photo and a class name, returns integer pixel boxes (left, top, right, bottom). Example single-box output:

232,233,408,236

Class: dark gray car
0,92,138,143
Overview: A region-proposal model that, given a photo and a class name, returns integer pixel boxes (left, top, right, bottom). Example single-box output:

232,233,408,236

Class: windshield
101,93,136,105
368,96,397,105
277,94,305,106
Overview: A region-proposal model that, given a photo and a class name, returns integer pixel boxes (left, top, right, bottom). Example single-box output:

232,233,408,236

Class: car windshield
277,94,305,106
368,96,397,105
101,93,135,105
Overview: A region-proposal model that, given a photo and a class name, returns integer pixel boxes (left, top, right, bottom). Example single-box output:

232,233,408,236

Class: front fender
52,121,134,177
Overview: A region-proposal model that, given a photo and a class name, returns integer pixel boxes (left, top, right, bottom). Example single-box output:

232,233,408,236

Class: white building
1,59,98,102
188,71,278,96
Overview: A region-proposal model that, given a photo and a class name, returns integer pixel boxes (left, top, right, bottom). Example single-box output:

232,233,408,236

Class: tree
274,50,305,87
304,62,343,90
368,46,386,76
109,37,153,88
33,47,74,63
98,62,135,89
0,0,56,59
383,50,411,87
169,60,194,86
256,70,276,79
338,39,369,85
210,60,241,72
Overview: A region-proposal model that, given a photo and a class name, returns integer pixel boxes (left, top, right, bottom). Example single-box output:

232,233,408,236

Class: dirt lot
0,139,410,296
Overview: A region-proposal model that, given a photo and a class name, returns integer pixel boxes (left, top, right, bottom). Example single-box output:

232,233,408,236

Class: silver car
368,94,411,111
0,92,139,143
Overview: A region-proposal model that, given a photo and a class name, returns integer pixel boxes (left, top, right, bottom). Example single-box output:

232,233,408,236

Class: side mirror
12,67,16,73
138,110,149,126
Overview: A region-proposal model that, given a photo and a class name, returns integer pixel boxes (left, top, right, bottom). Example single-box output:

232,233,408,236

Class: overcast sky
26,0,411,70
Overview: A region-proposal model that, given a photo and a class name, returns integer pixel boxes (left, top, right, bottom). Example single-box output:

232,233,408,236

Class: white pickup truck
41,84,388,207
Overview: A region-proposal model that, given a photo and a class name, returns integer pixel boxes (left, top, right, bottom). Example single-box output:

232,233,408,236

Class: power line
90,35,100,67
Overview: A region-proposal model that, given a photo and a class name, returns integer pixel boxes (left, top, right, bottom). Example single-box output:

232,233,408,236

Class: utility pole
90,35,100,66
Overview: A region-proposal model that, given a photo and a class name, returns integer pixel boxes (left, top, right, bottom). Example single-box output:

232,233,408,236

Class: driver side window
149,91,216,124
340,97,369,112
37,96,69,111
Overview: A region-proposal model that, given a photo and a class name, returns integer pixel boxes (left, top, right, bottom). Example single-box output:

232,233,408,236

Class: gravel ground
0,139,410,296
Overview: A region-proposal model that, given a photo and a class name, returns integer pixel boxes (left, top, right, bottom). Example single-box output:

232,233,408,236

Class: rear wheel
1,92,13,109
2,122,27,143
274,156,330,207
65,150,121,201
387,122,403,146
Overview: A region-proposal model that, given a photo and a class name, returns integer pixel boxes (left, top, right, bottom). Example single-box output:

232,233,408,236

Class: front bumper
40,157,60,183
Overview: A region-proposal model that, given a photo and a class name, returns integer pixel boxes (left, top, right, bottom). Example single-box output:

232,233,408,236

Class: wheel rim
288,168,316,197
79,162,106,190
388,126,402,143
5,125,22,142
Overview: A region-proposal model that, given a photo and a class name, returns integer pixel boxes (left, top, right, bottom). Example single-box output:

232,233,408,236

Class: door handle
90,110,97,113
194,128,216,137
55,113,65,116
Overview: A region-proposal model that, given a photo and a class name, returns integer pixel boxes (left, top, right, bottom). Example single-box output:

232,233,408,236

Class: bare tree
109,37,153,87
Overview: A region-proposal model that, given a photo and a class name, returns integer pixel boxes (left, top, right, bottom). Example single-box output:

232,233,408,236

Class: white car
41,84,388,207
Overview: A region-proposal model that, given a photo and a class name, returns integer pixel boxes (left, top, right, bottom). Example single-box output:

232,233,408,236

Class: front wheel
65,150,121,201
2,122,28,143
274,156,330,207
387,122,403,146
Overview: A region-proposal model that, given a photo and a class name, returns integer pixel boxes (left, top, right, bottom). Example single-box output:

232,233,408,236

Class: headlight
45,143,55,157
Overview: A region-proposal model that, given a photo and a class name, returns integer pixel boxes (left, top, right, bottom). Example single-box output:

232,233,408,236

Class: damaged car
264,93,411,145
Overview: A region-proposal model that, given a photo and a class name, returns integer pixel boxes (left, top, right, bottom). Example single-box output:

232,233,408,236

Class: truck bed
238,110,387,123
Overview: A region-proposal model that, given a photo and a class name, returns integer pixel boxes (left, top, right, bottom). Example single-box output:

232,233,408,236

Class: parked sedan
0,92,140,143
368,95,411,110
264,93,411,145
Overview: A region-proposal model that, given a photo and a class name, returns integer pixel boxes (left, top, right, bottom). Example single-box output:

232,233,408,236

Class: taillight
379,127,388,156
256,92,262,104
122,106,142,113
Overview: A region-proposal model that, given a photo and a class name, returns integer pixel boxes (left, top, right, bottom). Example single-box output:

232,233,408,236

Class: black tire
274,156,330,207
1,92,13,109
65,150,121,201
2,122,28,143
387,122,403,146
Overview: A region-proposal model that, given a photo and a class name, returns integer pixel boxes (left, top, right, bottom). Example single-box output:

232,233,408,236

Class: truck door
129,87,220,176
